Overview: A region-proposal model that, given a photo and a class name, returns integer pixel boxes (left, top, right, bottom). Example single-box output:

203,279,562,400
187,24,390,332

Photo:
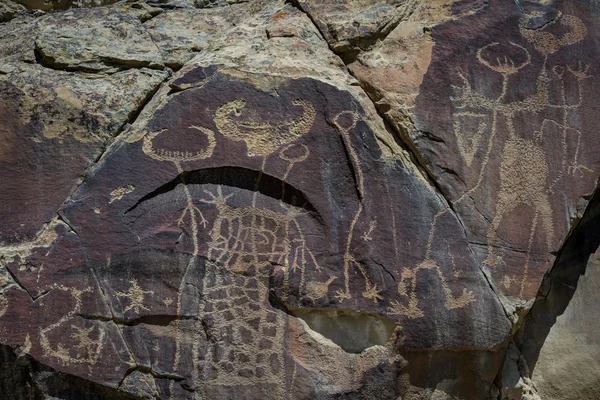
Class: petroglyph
199,186,320,277
39,285,106,366
449,13,592,297
109,184,135,204
361,218,377,242
71,325,105,361
453,112,487,167
142,125,216,163
304,276,337,304
117,279,154,314
214,99,316,157
165,97,318,397
388,210,475,319
520,12,587,56
331,111,380,303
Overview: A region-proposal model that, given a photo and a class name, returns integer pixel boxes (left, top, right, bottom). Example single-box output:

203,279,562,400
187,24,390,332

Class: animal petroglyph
450,13,592,297
520,12,587,56
388,210,475,319
214,99,316,157
304,276,337,304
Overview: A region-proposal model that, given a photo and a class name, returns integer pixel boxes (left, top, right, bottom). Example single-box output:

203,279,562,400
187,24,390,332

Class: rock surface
0,0,24,22
0,0,598,399
35,7,164,72
530,250,600,399
334,0,600,319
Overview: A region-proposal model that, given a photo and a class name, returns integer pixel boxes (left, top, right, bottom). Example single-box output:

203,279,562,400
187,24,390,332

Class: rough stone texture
35,7,164,72
0,63,167,244
323,0,600,319
293,0,417,54
145,4,260,69
12,0,118,11
529,250,600,399
0,0,598,399
0,14,39,63
0,0,24,22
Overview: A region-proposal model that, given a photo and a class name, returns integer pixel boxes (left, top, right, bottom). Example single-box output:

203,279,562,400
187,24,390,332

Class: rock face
0,0,597,399
529,251,600,400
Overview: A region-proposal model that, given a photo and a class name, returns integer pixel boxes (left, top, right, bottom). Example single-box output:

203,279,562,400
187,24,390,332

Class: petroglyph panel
0,66,508,398
0,1,555,398
413,0,600,306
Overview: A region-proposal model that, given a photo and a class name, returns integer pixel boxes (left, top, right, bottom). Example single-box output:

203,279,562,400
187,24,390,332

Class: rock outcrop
0,0,597,399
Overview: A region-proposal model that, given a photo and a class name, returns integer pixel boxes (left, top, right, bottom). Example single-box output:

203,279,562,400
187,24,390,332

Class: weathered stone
35,7,164,72
145,4,255,69
529,251,600,399
145,0,196,11
3,0,599,398
0,15,39,63
116,1,163,22
293,0,418,53
175,2,353,87
0,63,167,244
12,0,118,11
0,0,24,22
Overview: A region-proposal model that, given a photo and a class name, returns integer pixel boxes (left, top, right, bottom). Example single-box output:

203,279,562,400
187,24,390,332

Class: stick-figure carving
331,111,384,303
449,13,592,297
388,210,475,319
143,125,217,231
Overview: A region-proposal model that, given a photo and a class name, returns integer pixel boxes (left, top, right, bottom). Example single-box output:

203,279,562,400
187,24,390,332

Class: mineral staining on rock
0,0,597,399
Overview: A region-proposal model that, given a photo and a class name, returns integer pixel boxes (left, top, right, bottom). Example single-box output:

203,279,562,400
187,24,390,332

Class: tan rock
35,7,164,72
529,250,600,399
145,3,256,69
0,0,24,22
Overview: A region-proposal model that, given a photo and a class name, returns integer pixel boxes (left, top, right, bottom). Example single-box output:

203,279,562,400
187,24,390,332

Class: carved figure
39,285,106,367
388,210,475,318
214,99,316,157
450,13,592,297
